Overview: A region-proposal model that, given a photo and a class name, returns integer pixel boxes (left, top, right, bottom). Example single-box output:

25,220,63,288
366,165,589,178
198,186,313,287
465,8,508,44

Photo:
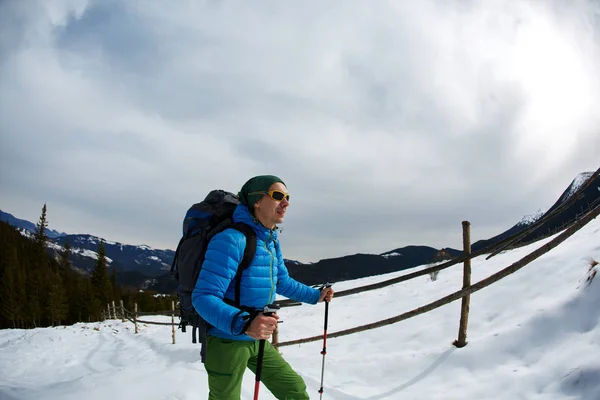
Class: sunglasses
250,190,290,202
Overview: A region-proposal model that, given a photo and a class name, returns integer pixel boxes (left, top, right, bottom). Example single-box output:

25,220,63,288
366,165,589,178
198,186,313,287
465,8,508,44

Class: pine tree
77,278,101,322
59,239,71,270
0,218,132,327
70,276,89,323
136,290,154,313
47,270,68,325
0,247,19,328
109,267,120,300
87,279,103,321
26,203,51,327
26,262,42,327
56,238,81,323
0,219,128,327
34,203,49,248
13,248,26,328
91,241,111,309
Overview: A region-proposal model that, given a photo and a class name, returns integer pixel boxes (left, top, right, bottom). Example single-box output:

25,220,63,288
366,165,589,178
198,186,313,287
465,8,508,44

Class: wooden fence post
171,300,176,344
107,303,111,320
112,301,117,321
272,325,279,350
120,300,125,323
454,221,472,348
134,303,139,334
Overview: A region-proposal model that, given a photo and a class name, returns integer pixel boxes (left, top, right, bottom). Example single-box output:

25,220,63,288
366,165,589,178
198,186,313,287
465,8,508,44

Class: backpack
170,189,256,362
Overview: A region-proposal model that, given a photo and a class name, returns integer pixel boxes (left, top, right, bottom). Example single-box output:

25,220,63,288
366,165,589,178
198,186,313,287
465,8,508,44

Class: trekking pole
254,303,280,400
318,283,332,399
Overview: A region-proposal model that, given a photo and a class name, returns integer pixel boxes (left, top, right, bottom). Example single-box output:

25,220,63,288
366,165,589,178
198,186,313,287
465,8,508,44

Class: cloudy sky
1,0,599,263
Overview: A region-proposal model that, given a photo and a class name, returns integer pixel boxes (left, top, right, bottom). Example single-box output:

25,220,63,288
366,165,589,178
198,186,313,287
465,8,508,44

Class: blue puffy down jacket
191,203,321,341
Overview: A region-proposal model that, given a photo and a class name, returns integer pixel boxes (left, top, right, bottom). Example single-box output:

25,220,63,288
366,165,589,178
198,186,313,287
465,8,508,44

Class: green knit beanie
238,175,286,209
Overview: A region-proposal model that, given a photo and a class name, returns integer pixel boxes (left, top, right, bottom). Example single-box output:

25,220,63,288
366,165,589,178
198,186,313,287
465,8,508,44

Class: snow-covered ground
1,217,599,400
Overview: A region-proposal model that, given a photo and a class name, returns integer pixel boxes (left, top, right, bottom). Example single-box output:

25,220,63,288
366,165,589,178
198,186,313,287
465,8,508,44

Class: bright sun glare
510,15,594,167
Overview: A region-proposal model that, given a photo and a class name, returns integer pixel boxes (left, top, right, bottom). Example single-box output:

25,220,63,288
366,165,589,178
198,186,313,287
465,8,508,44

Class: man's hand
319,286,334,303
244,313,280,340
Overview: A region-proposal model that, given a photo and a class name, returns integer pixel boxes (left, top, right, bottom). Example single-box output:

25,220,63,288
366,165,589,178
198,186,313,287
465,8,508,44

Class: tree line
0,204,176,329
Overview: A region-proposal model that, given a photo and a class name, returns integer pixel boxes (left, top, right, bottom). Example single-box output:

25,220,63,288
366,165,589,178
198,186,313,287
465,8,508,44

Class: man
192,175,335,400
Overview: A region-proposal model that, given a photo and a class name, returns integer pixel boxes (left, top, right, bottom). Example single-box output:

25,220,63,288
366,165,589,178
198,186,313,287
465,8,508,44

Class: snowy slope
0,216,599,400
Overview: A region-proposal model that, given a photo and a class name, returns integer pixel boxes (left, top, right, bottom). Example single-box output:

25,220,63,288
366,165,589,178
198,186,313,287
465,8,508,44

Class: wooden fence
104,198,600,351
102,300,180,343
277,203,599,347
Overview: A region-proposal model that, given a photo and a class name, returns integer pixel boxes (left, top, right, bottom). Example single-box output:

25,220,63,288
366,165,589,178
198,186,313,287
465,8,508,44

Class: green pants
204,335,310,400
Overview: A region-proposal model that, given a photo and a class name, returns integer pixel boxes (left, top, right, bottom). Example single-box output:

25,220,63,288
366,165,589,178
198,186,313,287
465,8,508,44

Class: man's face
254,182,290,229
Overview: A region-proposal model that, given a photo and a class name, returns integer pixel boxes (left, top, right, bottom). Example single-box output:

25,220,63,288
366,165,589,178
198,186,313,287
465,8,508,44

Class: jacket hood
233,203,278,242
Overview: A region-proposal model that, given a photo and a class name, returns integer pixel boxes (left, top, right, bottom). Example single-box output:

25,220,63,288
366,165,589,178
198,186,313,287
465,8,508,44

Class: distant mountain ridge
284,245,464,286
51,234,174,278
470,171,600,252
2,170,598,291
0,210,66,238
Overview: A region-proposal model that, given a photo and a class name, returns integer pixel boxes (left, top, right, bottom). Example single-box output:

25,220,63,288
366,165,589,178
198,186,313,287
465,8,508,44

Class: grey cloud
1,0,599,263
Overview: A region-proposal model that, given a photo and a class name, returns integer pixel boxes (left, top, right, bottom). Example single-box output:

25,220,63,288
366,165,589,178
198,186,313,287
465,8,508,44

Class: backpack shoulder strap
229,222,257,307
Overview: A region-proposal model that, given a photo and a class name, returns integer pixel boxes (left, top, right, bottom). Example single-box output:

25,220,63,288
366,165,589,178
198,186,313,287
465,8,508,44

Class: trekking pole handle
262,303,280,316
321,282,333,302
321,282,333,290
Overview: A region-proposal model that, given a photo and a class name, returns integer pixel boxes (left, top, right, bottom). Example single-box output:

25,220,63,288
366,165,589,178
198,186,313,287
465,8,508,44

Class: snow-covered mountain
516,208,545,226
50,234,175,277
0,212,175,287
559,171,595,203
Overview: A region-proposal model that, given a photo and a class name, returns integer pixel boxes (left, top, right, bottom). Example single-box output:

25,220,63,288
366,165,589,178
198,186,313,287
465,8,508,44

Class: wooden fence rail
275,203,600,347
136,310,178,317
